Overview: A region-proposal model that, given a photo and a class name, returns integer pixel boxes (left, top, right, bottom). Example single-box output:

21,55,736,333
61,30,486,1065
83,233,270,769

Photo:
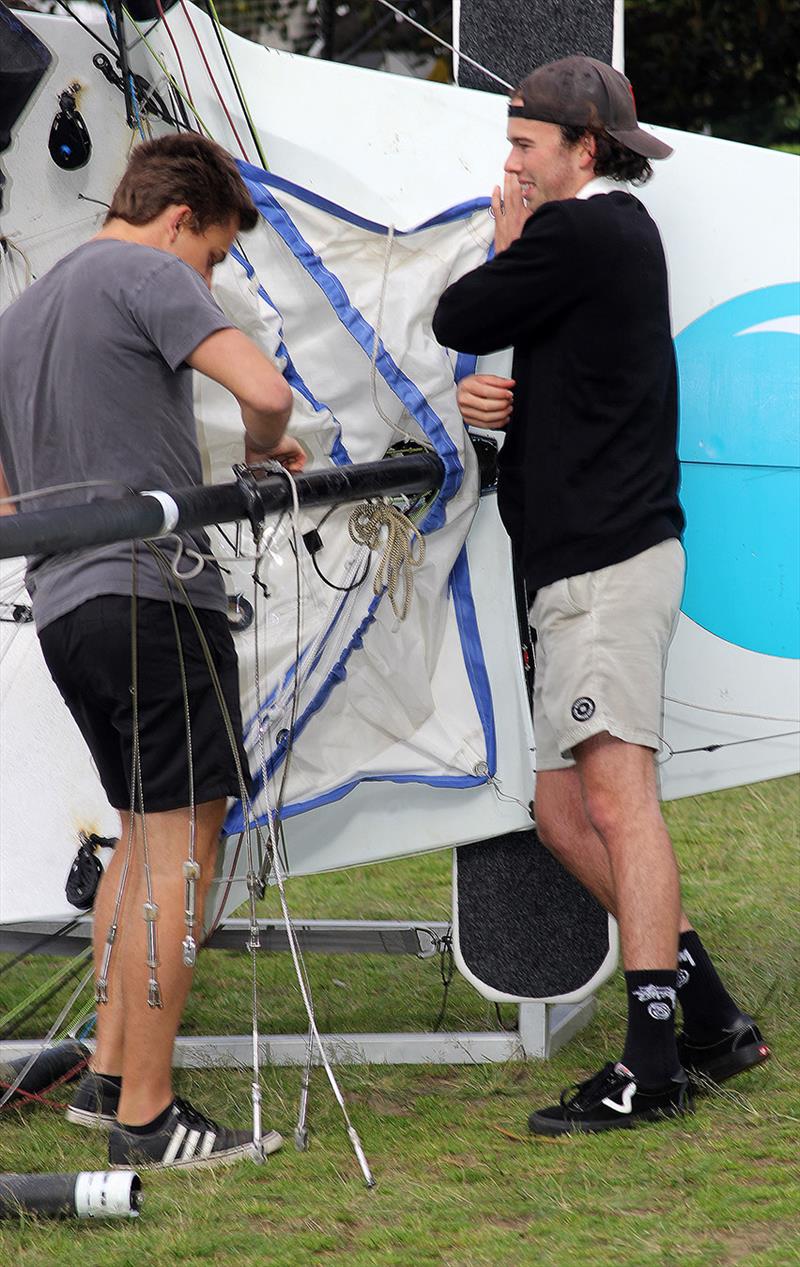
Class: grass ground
0,776,798,1266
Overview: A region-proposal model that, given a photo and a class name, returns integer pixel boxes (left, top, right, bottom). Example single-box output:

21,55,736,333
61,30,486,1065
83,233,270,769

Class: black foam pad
455,829,610,999
456,0,615,93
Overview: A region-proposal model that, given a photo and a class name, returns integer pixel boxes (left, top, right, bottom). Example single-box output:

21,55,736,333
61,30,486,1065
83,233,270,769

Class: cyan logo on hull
676,283,800,660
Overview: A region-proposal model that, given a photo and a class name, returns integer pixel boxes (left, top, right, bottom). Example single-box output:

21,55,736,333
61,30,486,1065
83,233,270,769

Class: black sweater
432,190,684,592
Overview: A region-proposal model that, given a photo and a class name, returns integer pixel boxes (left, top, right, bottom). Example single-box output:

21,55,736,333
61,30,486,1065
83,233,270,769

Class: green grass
1,777,798,1266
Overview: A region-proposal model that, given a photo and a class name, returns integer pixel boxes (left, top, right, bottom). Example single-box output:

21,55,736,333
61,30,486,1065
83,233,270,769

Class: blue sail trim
223,546,497,836
241,580,355,749
229,245,349,465
449,545,497,774
238,161,490,236
455,352,478,383
239,174,463,533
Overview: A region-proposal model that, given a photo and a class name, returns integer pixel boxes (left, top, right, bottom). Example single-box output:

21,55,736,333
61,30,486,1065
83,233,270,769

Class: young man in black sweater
433,56,769,1134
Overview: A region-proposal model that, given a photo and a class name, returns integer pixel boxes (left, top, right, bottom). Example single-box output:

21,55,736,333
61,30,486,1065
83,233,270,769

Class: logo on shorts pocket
571,697,595,722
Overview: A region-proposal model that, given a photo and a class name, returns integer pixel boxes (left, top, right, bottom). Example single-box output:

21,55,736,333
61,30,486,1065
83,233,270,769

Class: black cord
51,0,117,55
432,929,454,1032
302,504,370,593
310,549,370,594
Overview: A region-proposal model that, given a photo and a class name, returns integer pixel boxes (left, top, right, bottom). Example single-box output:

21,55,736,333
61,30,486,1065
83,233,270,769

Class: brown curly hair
559,124,653,185
106,132,258,231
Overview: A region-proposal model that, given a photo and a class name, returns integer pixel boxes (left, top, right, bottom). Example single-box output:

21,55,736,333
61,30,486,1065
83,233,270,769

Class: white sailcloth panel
193,178,536,892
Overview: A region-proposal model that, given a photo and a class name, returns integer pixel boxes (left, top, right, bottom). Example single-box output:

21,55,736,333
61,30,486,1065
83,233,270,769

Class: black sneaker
108,1097,283,1170
528,1061,693,1136
65,1070,121,1130
677,1013,770,1086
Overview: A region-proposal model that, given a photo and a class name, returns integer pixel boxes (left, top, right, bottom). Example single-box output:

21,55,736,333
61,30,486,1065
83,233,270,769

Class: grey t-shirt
0,238,234,630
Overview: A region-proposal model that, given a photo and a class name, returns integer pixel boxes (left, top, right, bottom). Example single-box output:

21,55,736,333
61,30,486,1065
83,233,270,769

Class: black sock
96,1073,122,1088
677,929,743,1040
120,1099,174,1136
620,969,680,1088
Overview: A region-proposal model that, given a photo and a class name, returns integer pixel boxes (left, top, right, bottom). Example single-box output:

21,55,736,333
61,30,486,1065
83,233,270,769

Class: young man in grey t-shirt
0,134,303,1170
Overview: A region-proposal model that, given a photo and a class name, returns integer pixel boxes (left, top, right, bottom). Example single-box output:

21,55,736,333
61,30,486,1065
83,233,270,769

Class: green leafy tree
625,0,800,147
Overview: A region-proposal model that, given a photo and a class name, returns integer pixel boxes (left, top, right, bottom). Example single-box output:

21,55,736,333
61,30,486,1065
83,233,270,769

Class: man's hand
456,373,515,429
492,172,532,254
245,432,307,473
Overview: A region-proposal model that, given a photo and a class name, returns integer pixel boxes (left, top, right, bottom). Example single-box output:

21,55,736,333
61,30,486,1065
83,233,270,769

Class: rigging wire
245,468,375,1184
176,0,251,159
0,918,81,982
369,0,514,91
154,0,196,108
101,0,147,140
664,696,800,725
0,951,91,1039
0,962,95,1111
143,535,374,1178
202,0,270,169
51,0,117,55
123,11,215,137
659,729,800,761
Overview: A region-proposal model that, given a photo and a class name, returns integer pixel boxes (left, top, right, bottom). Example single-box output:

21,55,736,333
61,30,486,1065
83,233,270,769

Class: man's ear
166,203,193,241
579,131,597,167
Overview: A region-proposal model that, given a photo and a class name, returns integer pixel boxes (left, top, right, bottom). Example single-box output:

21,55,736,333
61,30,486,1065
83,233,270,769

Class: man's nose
504,148,520,174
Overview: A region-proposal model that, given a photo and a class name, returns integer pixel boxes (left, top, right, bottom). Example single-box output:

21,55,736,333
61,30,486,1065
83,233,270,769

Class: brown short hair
106,132,259,232
560,124,653,185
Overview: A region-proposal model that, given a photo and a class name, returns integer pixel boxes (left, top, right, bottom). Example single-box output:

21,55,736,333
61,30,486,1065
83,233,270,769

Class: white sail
0,5,797,928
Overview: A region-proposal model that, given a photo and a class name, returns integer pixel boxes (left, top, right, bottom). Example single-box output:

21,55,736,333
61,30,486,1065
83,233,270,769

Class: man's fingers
461,394,512,414
491,184,504,216
459,381,514,403
474,374,515,389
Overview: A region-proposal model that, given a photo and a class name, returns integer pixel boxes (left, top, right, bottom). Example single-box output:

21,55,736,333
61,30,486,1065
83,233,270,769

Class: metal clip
182,936,197,968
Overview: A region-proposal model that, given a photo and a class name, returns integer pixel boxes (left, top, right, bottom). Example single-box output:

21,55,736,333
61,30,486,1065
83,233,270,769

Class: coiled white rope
348,499,425,620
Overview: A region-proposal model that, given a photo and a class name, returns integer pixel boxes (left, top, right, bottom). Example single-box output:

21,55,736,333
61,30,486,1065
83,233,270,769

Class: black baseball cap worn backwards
509,55,673,160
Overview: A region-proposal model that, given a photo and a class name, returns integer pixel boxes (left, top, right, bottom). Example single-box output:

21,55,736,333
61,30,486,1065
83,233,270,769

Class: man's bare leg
534,765,693,936
571,733,681,968
105,799,226,1127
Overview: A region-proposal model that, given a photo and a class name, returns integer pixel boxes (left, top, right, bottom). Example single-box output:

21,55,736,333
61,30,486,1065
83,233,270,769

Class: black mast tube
0,454,445,561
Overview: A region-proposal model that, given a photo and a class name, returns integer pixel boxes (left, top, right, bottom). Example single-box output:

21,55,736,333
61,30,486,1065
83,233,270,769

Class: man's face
504,112,591,212
170,214,239,286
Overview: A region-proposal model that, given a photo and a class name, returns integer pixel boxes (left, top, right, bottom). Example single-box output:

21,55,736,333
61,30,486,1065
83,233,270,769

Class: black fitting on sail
48,86,92,171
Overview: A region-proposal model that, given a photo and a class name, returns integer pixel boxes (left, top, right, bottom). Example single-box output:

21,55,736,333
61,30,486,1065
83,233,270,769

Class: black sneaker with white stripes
65,1070,120,1130
528,1061,693,1136
108,1097,283,1170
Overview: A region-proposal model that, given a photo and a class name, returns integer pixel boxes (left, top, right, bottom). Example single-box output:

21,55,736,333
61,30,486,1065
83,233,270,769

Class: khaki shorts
529,539,685,769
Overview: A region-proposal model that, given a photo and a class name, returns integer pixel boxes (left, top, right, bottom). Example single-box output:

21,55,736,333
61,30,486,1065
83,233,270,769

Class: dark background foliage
625,1,800,148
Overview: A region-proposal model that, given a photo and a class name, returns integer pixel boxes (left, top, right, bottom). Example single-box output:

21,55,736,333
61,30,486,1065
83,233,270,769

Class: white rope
369,226,434,452
349,499,425,620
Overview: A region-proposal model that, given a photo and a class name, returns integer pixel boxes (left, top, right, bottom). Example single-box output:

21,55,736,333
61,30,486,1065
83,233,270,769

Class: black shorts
39,595,252,814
